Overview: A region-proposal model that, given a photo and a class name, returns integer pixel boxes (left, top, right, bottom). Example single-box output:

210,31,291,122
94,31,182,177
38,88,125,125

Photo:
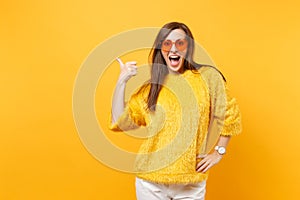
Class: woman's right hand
116,57,137,83
111,58,137,124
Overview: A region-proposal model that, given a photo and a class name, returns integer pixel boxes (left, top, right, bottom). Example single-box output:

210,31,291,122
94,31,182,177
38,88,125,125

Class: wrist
117,76,129,84
214,145,226,155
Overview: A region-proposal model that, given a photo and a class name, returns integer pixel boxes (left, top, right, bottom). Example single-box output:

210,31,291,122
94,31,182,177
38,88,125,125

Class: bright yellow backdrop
1,0,300,199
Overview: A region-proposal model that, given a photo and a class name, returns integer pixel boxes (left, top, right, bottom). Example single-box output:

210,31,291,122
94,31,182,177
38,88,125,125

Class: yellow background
1,0,300,199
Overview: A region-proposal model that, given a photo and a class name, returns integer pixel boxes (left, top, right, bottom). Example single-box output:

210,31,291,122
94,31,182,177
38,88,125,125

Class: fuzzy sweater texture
109,66,242,184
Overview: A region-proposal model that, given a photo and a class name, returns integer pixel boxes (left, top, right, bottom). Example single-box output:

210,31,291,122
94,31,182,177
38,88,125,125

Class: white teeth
169,55,180,59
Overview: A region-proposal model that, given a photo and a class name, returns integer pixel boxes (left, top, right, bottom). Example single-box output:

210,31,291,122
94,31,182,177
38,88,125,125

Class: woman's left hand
196,151,223,173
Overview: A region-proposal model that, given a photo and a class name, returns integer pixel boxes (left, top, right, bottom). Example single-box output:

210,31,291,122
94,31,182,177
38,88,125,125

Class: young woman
110,22,242,200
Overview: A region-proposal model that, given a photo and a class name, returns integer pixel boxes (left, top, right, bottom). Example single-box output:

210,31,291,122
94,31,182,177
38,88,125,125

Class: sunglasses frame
161,38,188,52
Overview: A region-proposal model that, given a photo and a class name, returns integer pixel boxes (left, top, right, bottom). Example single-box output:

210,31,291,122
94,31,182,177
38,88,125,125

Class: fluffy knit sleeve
220,86,242,136
200,66,242,137
109,84,148,132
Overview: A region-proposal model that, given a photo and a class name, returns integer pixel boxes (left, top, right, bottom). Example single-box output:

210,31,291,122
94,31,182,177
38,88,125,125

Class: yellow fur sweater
110,66,242,184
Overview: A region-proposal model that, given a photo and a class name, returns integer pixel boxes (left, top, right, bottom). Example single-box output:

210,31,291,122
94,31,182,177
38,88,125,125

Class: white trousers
135,177,206,200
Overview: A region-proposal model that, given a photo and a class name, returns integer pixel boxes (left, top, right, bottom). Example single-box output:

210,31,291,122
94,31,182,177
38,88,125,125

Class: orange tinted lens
175,39,188,51
161,39,188,51
162,40,172,51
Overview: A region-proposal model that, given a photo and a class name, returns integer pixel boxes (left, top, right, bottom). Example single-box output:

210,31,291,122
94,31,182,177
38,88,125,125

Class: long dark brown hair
147,22,225,111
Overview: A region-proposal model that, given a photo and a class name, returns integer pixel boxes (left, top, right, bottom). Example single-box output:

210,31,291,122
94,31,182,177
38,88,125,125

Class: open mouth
168,55,181,67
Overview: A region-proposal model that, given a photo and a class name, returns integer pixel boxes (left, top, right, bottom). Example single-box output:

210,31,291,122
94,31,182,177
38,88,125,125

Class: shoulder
198,65,226,84
127,82,150,112
131,81,150,100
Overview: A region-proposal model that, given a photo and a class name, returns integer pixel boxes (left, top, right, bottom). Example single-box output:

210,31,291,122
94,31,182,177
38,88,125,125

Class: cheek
161,50,169,62
181,50,188,58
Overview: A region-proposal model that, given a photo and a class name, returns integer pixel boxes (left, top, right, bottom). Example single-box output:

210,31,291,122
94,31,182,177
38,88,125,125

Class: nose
170,43,177,52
